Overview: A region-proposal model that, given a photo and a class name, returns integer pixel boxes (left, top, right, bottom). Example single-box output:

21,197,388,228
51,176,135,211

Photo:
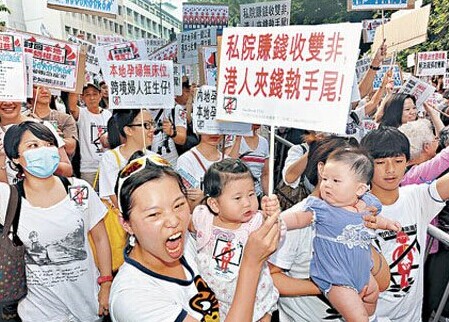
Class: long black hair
107,109,141,149
380,93,416,128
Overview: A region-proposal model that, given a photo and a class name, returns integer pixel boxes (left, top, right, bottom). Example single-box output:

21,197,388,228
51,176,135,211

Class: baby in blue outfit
282,147,401,322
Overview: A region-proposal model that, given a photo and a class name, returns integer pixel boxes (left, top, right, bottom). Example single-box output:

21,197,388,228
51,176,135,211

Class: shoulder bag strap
191,149,207,173
110,149,121,168
2,185,19,241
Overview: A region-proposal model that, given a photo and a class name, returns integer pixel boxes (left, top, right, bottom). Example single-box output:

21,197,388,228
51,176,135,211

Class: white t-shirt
98,147,159,199
281,143,314,192
0,120,65,184
110,236,219,322
375,182,446,321
149,105,187,167
239,135,269,196
176,147,225,189
269,198,344,321
0,178,107,322
77,107,112,173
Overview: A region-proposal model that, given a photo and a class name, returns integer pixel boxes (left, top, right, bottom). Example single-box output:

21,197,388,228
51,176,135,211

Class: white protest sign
0,34,26,102
240,0,291,27
177,168,200,189
194,86,252,135
177,27,217,65
399,75,435,108
98,39,148,65
104,60,174,109
68,35,100,74
182,3,229,33
216,23,362,134
199,46,217,86
348,0,415,11
355,56,372,82
47,0,118,17
148,41,178,61
96,35,125,46
11,31,79,91
416,51,447,76
407,53,415,68
362,18,389,43
145,38,168,56
173,64,182,96
25,53,33,98
373,65,402,90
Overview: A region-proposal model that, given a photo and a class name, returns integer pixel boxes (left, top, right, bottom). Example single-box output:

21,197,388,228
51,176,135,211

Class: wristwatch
370,65,381,71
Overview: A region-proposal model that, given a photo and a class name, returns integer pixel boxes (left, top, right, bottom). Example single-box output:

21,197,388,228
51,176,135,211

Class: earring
129,234,136,247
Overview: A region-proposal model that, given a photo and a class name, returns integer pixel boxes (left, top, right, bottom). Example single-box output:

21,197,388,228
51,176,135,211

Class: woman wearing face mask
0,121,112,322
0,100,72,184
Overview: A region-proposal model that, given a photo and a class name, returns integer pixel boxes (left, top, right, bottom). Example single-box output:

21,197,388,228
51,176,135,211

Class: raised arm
68,92,80,121
358,40,387,99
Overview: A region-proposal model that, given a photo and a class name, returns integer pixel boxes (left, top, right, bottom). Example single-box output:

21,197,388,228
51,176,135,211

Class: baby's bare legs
363,274,379,316
257,313,271,322
328,285,369,322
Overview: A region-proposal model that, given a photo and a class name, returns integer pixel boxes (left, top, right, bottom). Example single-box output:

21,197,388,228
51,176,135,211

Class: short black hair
99,81,106,87
108,109,141,148
360,126,410,161
326,147,374,184
4,121,59,161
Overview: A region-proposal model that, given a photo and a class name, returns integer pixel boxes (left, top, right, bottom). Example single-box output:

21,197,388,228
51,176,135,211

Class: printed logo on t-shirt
189,275,220,321
211,237,243,278
377,225,419,296
90,123,107,153
69,185,89,210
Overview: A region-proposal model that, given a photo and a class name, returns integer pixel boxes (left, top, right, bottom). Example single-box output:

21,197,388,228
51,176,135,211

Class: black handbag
275,176,310,211
0,185,26,321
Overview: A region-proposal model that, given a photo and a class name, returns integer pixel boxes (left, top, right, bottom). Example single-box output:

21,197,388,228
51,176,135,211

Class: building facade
1,0,181,42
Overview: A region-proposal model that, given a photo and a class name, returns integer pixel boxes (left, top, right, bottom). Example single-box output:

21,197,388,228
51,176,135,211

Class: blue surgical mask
23,146,60,178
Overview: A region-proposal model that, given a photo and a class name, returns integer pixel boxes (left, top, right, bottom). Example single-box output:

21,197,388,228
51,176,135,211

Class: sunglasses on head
117,154,172,212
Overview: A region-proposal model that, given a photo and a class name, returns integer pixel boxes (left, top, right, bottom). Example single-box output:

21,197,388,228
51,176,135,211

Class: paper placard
399,75,435,108
182,4,229,33
98,39,148,65
240,0,291,28
103,60,174,109
373,65,402,90
10,31,79,92
148,41,177,61
216,23,362,134
416,51,447,76
173,63,182,96
68,35,100,75
348,0,415,11
177,27,217,65
194,86,252,135
199,46,217,86
0,33,26,102
47,0,117,18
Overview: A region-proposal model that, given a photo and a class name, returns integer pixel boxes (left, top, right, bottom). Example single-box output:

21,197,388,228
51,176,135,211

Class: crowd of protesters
1,38,449,322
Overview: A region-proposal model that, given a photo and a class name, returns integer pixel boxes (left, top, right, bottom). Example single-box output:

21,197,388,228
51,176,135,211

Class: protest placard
415,51,447,76
399,75,435,108
407,53,415,68
362,18,389,43
98,39,148,65
103,60,174,109
194,86,252,135
373,65,402,90
240,0,291,28
199,46,217,86
145,38,168,56
0,33,26,102
148,41,178,61
68,35,100,75
182,3,228,33
10,31,80,91
96,35,125,46
47,0,118,18
348,0,415,11
355,56,371,82
372,4,430,56
216,23,362,134
177,27,217,65
173,63,182,96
